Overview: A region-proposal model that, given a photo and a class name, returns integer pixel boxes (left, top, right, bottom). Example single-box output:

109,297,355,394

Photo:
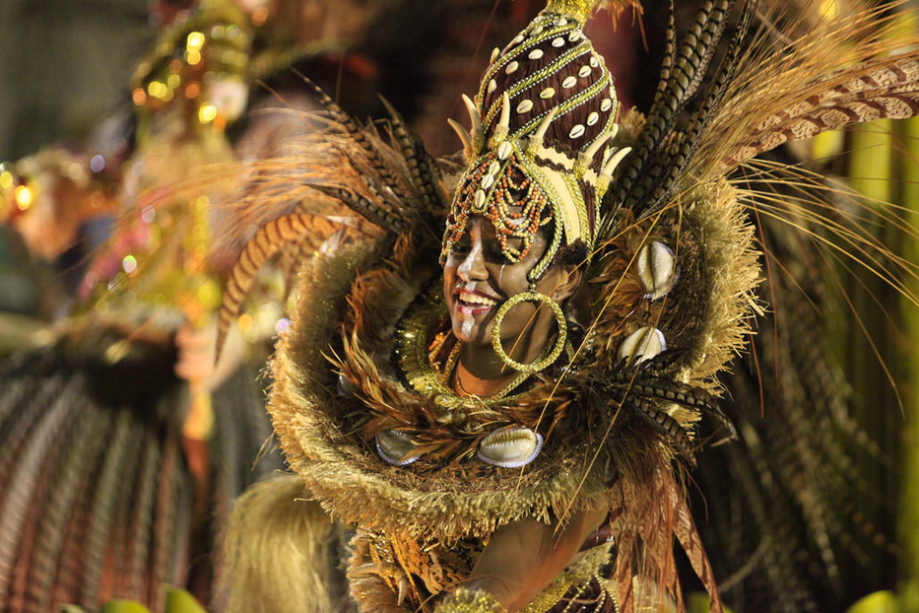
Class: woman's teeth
459,290,498,306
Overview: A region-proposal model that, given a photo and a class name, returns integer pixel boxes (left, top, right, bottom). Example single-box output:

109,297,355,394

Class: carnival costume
223,0,919,611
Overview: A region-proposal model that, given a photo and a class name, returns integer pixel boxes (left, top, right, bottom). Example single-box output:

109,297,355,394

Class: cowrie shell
617,327,667,365
477,426,544,468
516,99,534,114
601,98,613,112
506,61,519,74
552,37,565,48
555,17,567,26
579,65,591,78
487,161,500,176
529,49,544,60
539,87,556,99
637,242,679,300
376,429,420,466
568,31,581,42
562,76,577,89
498,141,513,160
481,174,495,190
488,79,497,93
474,189,486,207
587,111,599,126
590,56,600,67
336,373,357,397
569,124,586,139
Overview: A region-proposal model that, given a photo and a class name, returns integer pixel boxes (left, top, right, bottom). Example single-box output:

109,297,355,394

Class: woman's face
443,217,573,349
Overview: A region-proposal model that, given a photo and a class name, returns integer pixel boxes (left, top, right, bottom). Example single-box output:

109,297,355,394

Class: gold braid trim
436,589,506,613
543,0,641,24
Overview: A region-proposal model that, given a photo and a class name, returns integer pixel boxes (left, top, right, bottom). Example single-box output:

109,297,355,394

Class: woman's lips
455,287,500,315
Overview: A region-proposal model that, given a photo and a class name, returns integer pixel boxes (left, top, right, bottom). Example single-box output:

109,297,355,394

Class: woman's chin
451,319,492,346
450,305,497,343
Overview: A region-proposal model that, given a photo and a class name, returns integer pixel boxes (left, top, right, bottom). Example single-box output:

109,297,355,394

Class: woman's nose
457,240,488,282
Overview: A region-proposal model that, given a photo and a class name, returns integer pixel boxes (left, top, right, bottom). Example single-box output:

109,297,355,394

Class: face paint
443,218,564,347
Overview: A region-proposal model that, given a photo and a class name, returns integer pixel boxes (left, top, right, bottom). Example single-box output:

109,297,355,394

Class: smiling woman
443,220,578,391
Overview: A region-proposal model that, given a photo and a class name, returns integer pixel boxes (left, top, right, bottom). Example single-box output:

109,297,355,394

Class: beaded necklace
443,342,534,401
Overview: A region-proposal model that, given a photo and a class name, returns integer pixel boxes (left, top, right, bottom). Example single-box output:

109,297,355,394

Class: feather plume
215,211,375,360
685,4,919,177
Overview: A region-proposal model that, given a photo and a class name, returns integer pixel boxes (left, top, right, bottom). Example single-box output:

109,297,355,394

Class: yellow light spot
0,172,12,190
237,313,254,334
186,31,205,52
197,282,220,308
148,81,168,99
167,73,181,89
122,254,138,274
186,50,202,66
14,185,34,210
132,87,147,106
198,104,218,123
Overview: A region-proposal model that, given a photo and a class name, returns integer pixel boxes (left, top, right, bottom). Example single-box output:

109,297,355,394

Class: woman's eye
450,240,470,255
484,244,505,262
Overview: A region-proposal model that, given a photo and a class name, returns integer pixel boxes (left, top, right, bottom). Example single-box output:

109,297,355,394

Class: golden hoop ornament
491,291,567,373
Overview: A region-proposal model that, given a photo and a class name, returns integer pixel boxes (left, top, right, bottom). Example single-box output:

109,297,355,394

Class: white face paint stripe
457,237,484,279
461,315,475,338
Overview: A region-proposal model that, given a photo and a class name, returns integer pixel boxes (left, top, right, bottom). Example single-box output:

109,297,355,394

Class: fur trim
215,475,346,613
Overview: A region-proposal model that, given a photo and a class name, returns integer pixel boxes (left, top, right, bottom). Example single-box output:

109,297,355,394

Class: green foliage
62,589,206,613
100,601,153,613
846,590,898,613
165,588,208,613
687,592,735,613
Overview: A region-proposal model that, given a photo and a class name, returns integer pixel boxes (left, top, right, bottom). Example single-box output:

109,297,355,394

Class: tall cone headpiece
442,0,626,282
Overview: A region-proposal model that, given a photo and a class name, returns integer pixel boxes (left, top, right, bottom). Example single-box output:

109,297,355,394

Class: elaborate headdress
442,0,629,282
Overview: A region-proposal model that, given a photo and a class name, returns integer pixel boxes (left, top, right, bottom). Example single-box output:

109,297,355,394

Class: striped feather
108,416,145,599
6,396,76,613
0,379,78,604
720,58,919,169
682,6,919,180
615,0,737,210
634,400,694,458
301,77,411,204
77,410,134,605
379,97,448,213
309,184,408,233
126,427,161,601
149,428,178,613
632,0,756,219
216,212,366,360
34,400,109,613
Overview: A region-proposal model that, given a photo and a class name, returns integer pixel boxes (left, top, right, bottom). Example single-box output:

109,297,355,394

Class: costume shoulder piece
218,0,919,610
